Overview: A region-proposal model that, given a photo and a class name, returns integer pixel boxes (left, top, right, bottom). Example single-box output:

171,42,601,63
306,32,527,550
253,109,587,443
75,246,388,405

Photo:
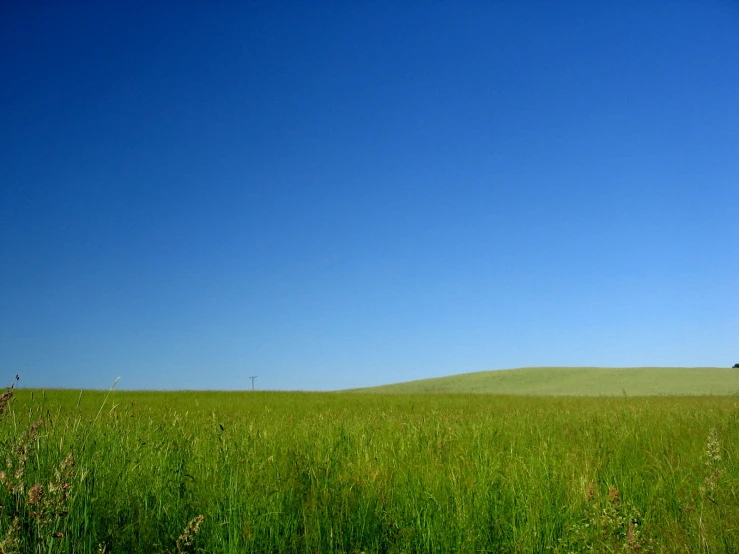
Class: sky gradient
1,1,738,390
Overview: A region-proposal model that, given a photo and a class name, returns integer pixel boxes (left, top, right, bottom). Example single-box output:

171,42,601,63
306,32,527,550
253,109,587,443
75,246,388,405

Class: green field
0,387,738,553
348,366,739,396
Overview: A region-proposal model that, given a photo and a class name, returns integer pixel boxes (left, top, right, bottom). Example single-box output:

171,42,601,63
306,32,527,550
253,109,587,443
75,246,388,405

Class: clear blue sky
1,2,737,390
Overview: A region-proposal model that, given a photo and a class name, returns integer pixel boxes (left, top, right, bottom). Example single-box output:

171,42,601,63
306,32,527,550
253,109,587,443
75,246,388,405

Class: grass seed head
585,482,596,502
0,390,13,419
175,515,205,553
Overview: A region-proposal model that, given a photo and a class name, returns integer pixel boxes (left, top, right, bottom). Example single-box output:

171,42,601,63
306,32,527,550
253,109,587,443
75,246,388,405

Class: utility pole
249,376,257,391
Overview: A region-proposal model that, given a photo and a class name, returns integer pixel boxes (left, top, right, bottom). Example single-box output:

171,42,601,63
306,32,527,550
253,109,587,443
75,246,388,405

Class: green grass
348,366,739,396
0,388,738,552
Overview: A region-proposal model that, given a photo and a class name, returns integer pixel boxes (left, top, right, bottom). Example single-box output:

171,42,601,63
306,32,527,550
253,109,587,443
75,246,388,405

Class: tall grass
1,389,737,552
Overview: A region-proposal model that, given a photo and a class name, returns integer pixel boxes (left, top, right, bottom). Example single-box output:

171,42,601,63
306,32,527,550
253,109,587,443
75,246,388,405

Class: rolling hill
347,367,739,396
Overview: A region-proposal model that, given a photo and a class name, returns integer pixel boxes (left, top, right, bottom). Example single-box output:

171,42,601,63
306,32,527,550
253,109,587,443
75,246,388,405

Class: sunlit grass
349,366,739,396
1,389,737,552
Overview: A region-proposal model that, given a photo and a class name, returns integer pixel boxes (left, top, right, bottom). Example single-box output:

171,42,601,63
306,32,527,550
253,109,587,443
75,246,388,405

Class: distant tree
734,363,739,369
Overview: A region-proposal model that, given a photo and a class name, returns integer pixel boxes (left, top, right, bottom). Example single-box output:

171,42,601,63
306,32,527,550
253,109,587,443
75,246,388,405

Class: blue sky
1,2,738,390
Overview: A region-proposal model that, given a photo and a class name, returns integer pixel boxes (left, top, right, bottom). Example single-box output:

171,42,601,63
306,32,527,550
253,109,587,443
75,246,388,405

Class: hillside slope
347,367,739,396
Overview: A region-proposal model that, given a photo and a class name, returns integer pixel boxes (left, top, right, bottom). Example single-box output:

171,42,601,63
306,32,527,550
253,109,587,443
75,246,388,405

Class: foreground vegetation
0,388,737,552
350,366,739,396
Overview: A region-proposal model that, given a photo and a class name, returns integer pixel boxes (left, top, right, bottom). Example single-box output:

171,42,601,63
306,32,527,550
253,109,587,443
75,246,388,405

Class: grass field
0,387,737,552
348,366,739,396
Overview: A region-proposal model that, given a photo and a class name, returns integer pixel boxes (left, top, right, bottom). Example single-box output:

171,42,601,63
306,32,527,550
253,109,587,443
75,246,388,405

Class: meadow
350,366,739,396
0,387,737,553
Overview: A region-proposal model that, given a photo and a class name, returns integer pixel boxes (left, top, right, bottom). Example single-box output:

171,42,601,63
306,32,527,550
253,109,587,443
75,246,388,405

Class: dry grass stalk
0,383,76,551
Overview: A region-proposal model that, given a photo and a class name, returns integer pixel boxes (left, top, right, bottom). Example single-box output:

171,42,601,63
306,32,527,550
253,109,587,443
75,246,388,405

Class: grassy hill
348,366,739,396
